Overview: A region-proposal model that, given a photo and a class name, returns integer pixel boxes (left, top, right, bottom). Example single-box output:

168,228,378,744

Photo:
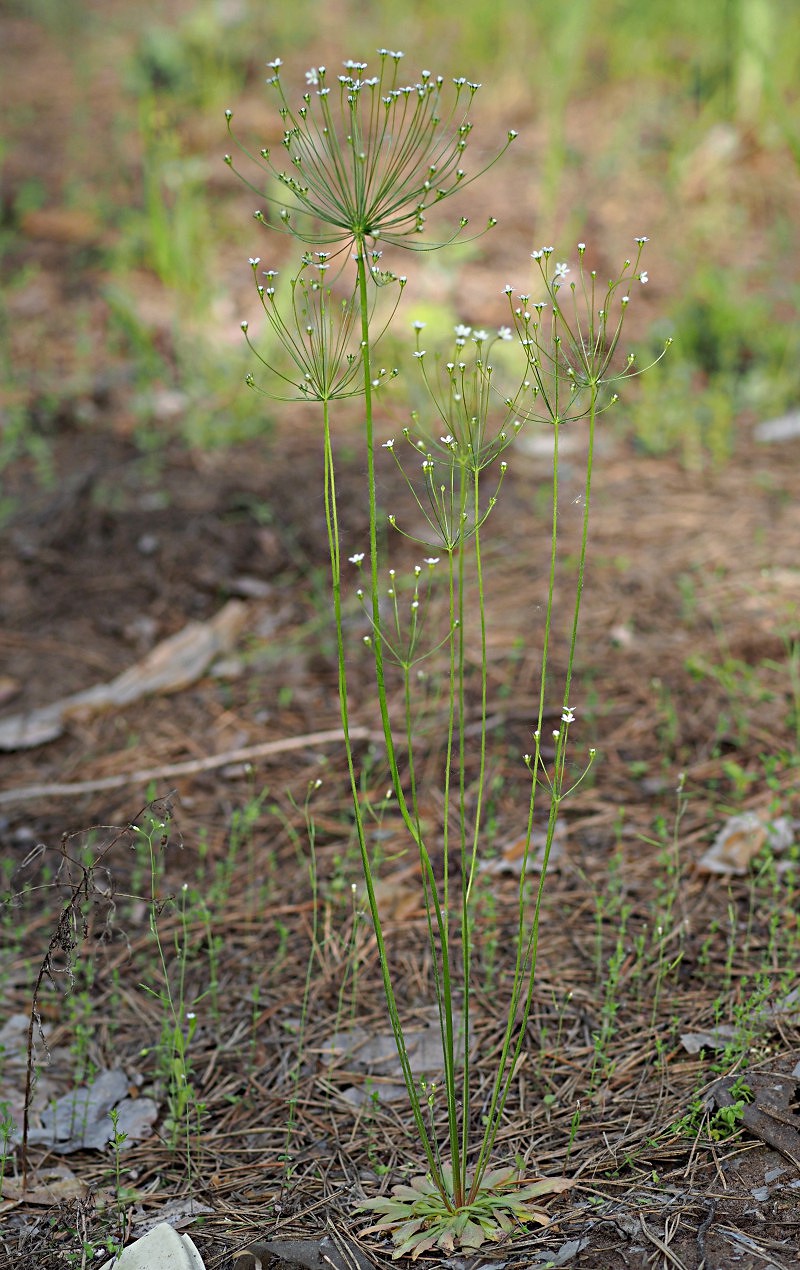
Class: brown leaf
1,1163,86,1204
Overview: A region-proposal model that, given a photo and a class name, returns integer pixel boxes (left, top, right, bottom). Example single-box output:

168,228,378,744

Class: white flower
413,349,426,358
454,324,472,338
382,438,395,449
553,262,569,279
473,329,488,341
561,706,575,724
577,241,586,251
305,68,319,86
349,552,365,564
440,434,456,446
248,256,260,266
267,58,282,69
497,326,512,340
412,320,426,330
423,556,440,565
639,271,649,284
635,235,649,244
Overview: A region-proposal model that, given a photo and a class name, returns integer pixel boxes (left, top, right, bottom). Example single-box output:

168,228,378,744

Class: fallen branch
0,726,371,806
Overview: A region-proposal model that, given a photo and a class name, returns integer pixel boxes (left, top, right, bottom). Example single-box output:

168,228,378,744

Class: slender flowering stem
229,58,667,1247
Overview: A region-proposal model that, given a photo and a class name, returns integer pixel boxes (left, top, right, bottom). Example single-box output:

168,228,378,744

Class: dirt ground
2,7,800,1270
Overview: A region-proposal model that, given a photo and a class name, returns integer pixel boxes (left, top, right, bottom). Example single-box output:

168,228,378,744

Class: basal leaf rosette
360,1166,573,1260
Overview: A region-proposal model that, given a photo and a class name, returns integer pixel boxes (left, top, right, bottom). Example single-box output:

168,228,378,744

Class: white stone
98,1222,205,1270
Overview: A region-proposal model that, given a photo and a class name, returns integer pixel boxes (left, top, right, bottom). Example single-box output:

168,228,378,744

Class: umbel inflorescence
225,49,516,252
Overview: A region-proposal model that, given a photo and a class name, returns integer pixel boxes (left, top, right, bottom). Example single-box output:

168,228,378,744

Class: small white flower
473,329,488,341
382,438,395,449
639,271,649,284
248,256,260,266
412,320,426,330
497,326,512,340
503,283,513,294
554,262,569,279
305,68,319,86
635,235,649,244
349,552,365,564
413,349,426,358
267,58,282,69
441,434,456,446
577,242,586,251
454,324,472,338
561,706,575,724
423,557,440,565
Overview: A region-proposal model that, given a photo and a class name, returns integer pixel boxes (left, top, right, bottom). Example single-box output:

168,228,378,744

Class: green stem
321,386,441,1191
562,381,597,707
472,383,598,1191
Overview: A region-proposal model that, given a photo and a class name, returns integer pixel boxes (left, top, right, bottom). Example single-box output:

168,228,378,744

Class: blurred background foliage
1,0,799,485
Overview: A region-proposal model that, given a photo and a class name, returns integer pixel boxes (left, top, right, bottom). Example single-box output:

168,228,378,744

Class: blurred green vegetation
0,0,798,484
